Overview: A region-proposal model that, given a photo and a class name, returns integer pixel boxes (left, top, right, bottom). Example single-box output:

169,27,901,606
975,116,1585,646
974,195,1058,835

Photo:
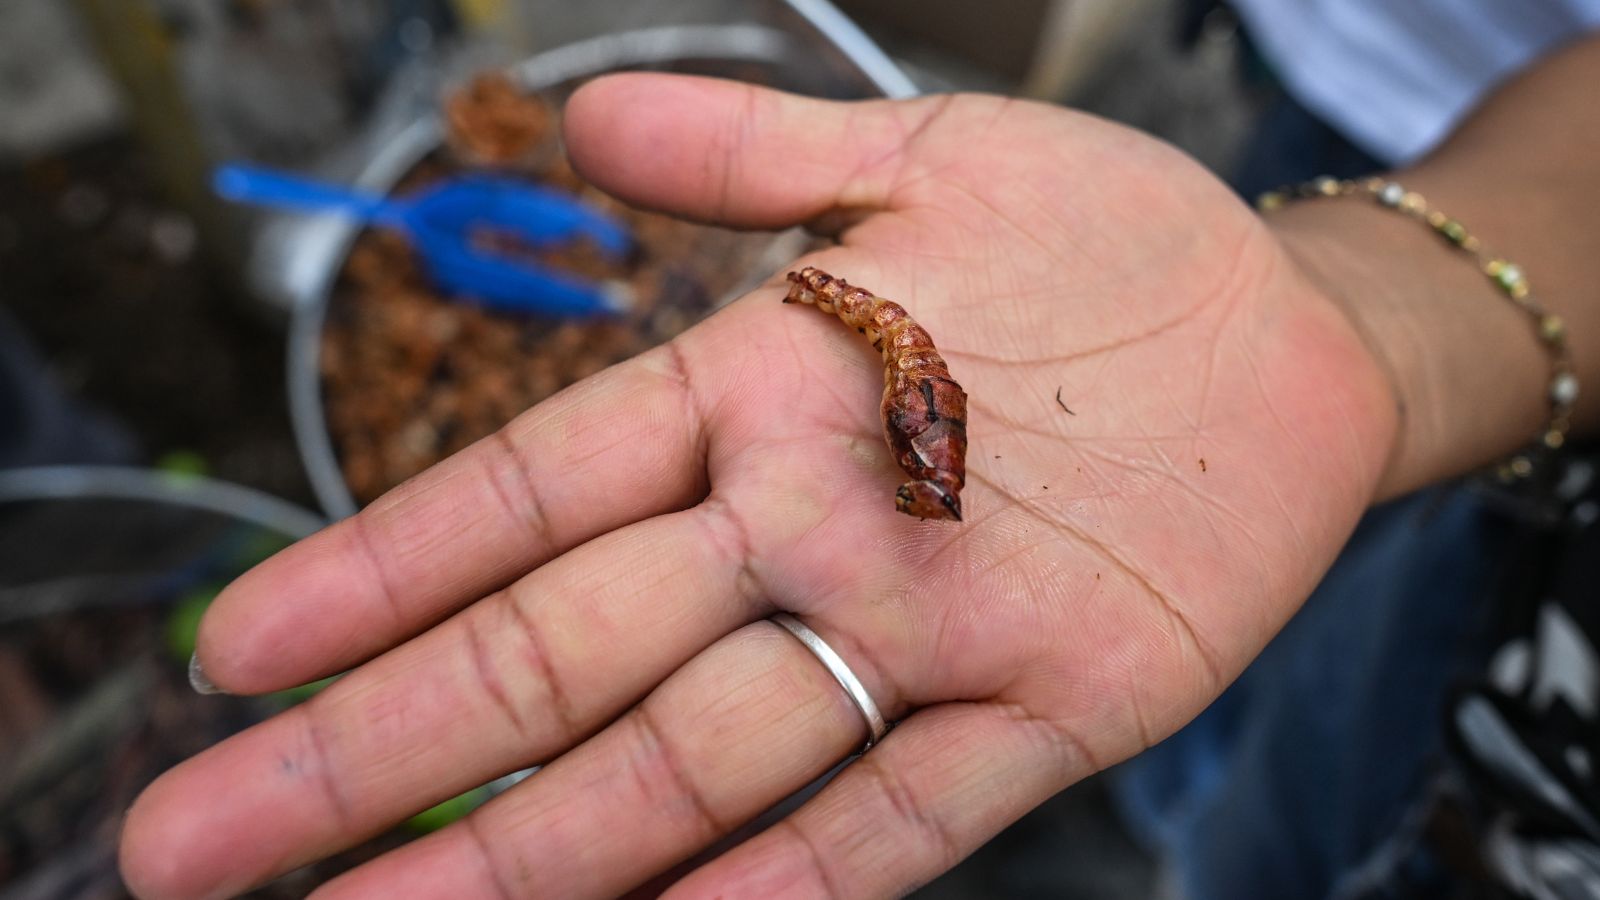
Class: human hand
120,75,1398,899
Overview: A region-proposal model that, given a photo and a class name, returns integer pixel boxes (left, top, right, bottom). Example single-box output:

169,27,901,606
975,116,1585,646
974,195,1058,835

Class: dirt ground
0,139,314,504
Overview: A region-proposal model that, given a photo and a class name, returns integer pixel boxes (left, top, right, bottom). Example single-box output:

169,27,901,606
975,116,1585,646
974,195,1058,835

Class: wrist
1266,195,1554,499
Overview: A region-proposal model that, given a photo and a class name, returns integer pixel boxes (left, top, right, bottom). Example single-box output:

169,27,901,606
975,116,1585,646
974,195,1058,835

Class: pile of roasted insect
321,74,775,503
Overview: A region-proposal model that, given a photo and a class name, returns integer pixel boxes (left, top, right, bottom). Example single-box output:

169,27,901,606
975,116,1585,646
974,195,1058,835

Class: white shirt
1229,0,1600,165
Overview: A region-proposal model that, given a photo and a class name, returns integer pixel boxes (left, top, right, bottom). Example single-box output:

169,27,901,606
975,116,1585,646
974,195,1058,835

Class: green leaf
165,585,222,661
406,787,491,833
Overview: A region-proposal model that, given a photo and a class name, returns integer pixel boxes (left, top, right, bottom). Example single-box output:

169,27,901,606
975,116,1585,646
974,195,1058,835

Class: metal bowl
284,17,916,519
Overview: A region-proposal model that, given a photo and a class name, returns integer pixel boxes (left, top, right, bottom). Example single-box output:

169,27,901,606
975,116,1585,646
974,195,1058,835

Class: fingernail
189,653,222,695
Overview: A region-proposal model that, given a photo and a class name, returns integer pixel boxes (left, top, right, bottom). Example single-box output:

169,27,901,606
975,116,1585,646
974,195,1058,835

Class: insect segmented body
784,267,967,521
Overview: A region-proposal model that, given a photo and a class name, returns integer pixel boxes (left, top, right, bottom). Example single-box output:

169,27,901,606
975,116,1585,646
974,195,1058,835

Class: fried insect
444,72,555,166
784,267,968,521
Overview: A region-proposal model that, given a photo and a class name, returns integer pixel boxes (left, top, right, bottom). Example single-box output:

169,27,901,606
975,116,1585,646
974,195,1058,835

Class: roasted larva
784,267,968,521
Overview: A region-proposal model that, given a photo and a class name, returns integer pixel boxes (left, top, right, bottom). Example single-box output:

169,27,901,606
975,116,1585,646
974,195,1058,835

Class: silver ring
770,613,889,751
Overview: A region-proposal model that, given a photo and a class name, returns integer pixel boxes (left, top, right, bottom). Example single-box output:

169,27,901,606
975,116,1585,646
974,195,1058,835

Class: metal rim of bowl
0,465,325,623
0,465,325,539
288,20,915,520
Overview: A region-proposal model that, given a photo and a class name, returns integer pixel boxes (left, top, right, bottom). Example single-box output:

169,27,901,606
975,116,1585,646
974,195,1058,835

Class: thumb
562,73,944,230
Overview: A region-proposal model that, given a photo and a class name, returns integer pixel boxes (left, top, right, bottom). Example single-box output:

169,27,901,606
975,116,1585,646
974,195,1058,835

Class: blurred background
0,1,1268,896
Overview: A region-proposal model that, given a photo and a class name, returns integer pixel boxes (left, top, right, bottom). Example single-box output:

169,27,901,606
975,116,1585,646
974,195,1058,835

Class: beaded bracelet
1257,176,1579,482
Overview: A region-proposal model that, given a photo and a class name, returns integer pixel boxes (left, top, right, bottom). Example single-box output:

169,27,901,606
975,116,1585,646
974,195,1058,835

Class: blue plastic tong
215,163,632,317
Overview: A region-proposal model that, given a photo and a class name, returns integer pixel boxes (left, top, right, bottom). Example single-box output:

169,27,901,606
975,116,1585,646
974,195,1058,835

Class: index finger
198,343,708,694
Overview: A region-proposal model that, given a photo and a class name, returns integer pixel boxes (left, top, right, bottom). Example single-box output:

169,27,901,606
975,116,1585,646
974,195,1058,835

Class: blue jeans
1112,488,1507,898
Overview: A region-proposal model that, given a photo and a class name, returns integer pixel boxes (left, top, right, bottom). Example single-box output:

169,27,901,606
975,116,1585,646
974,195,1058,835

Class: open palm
122,76,1397,899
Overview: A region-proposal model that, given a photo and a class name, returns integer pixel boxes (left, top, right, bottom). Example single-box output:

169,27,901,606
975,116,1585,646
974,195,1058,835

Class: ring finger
306,617,901,900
